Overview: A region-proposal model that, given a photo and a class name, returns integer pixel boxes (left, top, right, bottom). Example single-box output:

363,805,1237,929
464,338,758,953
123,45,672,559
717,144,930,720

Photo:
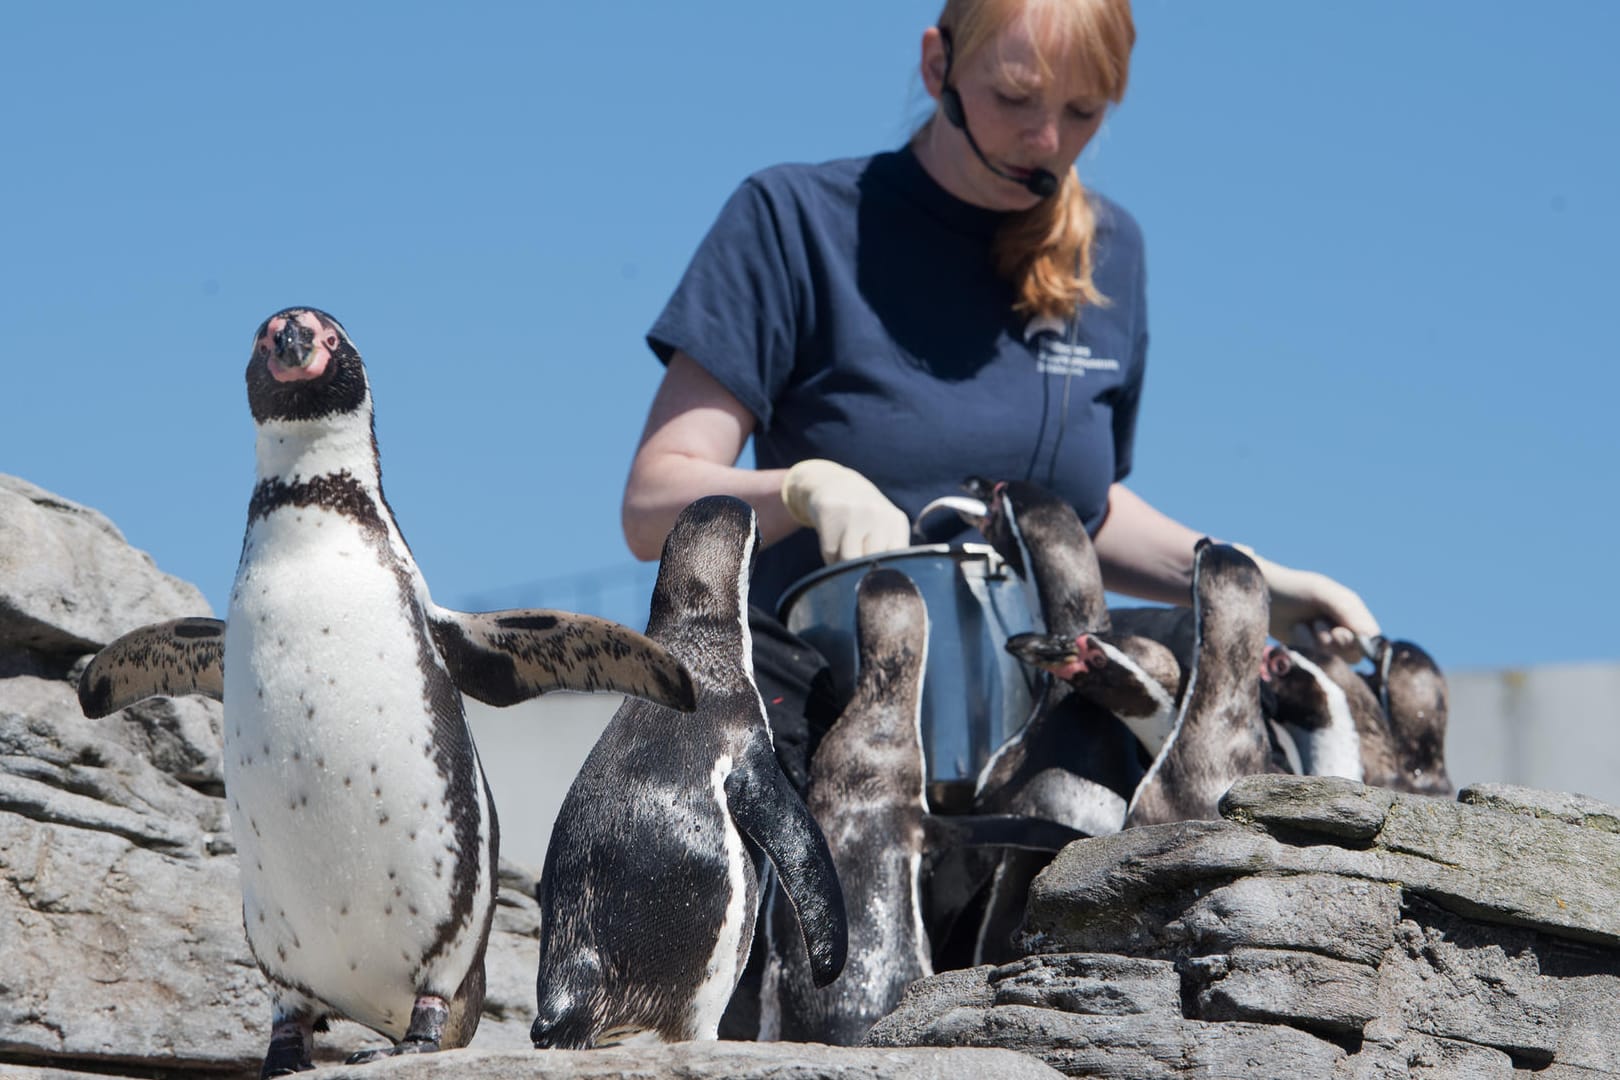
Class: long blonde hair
934,0,1135,320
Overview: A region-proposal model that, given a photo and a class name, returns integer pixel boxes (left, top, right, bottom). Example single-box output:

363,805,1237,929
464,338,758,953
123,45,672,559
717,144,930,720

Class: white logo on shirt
1035,338,1120,377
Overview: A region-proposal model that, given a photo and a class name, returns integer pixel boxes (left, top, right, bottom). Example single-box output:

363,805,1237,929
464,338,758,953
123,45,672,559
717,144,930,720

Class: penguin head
647,495,759,638
970,476,1107,635
1265,645,1334,729
1191,539,1270,656
246,307,371,424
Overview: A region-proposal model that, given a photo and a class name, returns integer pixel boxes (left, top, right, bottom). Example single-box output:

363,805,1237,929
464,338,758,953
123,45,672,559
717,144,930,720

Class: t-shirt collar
880,142,1011,240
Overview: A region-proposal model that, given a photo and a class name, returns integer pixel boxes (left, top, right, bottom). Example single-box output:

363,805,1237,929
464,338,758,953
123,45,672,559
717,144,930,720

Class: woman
622,0,1377,783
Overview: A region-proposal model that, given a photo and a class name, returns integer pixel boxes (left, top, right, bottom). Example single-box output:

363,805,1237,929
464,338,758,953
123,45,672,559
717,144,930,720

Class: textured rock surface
1,1043,1066,1079
0,476,209,663
871,775,1620,1076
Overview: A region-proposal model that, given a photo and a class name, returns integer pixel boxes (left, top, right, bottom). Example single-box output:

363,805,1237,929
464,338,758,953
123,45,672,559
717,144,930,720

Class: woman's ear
920,26,948,99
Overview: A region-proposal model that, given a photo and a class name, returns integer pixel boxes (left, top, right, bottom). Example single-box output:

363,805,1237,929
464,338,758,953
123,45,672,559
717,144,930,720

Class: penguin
962,478,1145,814
1124,540,1284,828
78,307,696,1077
530,495,847,1050
1366,638,1454,796
1263,645,1366,782
1266,643,1416,788
945,479,1142,965
1003,630,1181,756
757,568,1081,1045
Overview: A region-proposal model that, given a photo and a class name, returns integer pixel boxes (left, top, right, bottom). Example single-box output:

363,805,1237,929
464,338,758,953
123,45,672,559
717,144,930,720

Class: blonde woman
623,0,1378,787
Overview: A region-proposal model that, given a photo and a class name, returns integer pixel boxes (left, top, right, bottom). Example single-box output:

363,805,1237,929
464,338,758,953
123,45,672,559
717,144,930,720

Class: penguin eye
323,333,339,351
254,344,268,360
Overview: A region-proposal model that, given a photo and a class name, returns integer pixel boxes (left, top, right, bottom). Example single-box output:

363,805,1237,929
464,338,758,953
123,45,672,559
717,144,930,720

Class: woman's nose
1025,112,1061,155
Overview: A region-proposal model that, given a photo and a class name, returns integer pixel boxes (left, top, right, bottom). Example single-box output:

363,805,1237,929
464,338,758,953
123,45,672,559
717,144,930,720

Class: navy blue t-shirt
648,145,1149,611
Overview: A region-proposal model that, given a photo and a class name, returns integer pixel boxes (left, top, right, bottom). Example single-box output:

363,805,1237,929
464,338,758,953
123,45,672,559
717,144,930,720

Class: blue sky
4,2,1616,671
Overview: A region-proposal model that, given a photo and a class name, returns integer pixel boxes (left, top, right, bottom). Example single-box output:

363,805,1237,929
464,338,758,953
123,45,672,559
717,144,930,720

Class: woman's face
922,15,1110,211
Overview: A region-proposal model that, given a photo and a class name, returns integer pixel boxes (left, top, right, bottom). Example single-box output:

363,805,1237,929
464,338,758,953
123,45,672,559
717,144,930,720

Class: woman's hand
781,459,911,565
1238,546,1380,662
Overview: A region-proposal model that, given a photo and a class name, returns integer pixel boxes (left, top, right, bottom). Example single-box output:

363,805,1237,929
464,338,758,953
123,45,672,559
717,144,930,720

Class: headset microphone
937,29,1061,199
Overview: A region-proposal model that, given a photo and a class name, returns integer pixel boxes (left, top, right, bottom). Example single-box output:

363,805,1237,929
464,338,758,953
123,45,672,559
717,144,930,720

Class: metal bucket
777,543,1040,812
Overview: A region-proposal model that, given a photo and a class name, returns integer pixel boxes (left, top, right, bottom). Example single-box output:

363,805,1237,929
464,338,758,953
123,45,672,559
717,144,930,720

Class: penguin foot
345,1039,440,1064
346,993,450,1064
259,1014,316,1077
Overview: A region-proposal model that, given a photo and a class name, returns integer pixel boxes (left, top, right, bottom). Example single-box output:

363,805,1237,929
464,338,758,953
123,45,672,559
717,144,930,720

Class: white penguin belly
688,753,751,1039
224,508,490,1036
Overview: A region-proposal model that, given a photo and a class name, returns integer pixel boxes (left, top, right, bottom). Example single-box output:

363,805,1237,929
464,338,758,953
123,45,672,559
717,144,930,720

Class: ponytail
994,168,1103,319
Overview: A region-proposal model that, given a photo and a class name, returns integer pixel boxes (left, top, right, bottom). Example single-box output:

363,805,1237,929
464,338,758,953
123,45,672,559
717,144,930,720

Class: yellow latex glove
781,459,911,566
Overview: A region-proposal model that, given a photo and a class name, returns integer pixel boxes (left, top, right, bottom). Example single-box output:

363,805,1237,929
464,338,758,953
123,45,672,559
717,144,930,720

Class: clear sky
4,2,1616,672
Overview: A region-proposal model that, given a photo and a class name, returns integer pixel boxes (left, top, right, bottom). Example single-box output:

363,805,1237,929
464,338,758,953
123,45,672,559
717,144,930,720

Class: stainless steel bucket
777,543,1040,811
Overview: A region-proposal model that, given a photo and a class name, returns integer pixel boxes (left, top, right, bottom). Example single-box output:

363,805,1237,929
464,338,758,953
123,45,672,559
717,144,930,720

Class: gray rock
1547,975,1620,1073
0,794,540,1073
1171,873,1401,967
0,475,210,659
991,954,1181,1017
278,1044,1064,1080
1219,774,1395,842
1374,908,1561,1065
1182,948,1380,1036
1457,783,1620,835
867,1003,1346,1079
1337,1032,1517,1079
1026,777,1620,953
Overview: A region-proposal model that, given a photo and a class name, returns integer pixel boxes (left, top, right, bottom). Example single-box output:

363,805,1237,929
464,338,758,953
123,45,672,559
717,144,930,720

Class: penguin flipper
923,813,1087,853
724,738,848,988
428,608,696,712
77,617,226,718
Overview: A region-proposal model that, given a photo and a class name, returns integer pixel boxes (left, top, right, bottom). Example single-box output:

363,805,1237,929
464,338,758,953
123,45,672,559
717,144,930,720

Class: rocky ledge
866,774,1620,1078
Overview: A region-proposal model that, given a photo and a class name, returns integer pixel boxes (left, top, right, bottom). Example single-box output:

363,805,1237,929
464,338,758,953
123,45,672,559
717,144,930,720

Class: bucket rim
774,542,1005,621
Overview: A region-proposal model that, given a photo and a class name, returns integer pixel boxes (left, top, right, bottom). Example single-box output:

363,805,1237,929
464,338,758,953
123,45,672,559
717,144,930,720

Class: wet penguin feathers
532,495,845,1049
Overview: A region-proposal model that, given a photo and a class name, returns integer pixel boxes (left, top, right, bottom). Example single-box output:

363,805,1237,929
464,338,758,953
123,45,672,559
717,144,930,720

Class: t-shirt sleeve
646,177,800,431
1110,235,1148,483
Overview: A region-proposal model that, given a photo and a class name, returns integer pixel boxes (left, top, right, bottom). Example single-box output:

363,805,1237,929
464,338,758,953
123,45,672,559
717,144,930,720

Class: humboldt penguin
78,308,695,1077
1004,630,1181,756
952,479,1141,964
1264,645,1366,782
1124,540,1283,828
1366,638,1454,795
530,495,847,1050
757,568,1080,1045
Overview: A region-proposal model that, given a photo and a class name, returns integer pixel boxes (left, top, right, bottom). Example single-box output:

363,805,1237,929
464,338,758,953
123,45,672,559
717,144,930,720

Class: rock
0,1044,1065,1080
990,954,1180,1017
1340,1032,1517,1079
0,475,209,663
1025,775,1620,953
867,1001,1346,1079
1170,873,1401,967
1219,773,1395,842
1457,783,1620,835
1181,948,1380,1036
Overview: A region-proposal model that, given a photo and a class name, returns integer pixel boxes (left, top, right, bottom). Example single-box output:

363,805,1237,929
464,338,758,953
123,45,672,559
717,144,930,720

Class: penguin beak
273,318,315,369
1005,632,1078,668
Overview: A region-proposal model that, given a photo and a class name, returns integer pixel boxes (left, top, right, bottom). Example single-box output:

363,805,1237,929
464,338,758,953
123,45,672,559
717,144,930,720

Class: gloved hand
781,459,911,566
1236,545,1380,663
